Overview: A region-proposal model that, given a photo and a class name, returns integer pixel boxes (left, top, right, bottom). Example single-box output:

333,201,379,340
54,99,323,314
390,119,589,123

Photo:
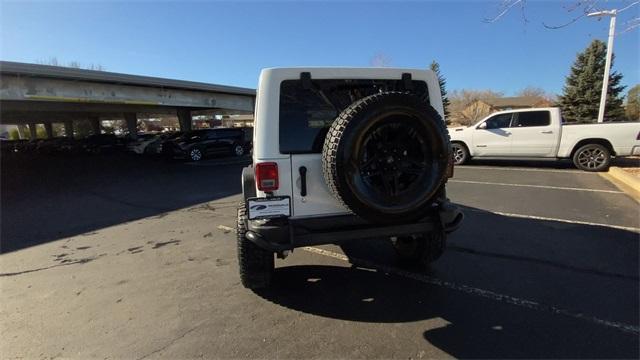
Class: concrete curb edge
600,167,640,203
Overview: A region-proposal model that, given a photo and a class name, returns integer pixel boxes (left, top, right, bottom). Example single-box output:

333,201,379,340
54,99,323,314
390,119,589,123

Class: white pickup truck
448,107,640,171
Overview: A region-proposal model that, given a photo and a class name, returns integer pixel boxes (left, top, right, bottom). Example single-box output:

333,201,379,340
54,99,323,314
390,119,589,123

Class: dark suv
163,128,251,161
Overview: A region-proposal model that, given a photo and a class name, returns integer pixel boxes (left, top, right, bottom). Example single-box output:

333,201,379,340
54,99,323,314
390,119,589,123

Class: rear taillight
637,131,640,140
255,162,279,191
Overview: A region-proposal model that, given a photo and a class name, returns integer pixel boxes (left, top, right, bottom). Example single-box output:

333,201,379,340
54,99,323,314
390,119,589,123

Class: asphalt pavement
1,154,638,359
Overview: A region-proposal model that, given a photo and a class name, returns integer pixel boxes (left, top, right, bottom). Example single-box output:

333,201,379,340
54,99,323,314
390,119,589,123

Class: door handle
299,166,307,197
541,130,553,134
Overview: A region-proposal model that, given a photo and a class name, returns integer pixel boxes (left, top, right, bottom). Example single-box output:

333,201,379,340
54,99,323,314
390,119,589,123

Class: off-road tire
237,202,274,289
322,92,451,223
422,229,446,264
572,143,611,172
392,229,446,266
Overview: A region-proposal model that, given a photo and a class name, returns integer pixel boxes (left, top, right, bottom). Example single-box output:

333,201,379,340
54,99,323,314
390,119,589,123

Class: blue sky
1,1,638,96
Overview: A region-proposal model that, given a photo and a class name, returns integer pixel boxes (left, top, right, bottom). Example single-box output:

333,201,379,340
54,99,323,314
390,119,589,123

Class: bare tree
37,57,106,71
516,86,556,102
484,0,639,32
448,89,504,125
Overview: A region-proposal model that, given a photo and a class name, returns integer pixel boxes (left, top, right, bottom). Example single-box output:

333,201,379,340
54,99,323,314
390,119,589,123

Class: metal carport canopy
0,61,256,124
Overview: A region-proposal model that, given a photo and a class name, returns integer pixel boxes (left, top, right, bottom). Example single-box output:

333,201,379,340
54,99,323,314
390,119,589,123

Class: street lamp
587,9,617,123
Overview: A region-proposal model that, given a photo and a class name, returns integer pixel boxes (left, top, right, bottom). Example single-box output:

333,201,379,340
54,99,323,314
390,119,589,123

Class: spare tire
322,92,450,223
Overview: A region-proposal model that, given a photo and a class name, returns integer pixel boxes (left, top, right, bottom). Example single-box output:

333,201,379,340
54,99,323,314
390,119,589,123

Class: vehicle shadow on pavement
256,206,639,358
257,263,637,358
0,153,244,253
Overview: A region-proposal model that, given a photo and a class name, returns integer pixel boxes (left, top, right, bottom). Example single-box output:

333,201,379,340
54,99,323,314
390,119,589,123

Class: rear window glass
514,111,551,127
279,79,429,154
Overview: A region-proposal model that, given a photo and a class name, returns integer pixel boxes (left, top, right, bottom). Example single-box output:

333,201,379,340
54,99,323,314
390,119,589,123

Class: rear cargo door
279,79,348,218
290,154,348,217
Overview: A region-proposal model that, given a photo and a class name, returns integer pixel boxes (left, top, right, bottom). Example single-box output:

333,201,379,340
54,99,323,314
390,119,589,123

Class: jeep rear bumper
245,201,463,253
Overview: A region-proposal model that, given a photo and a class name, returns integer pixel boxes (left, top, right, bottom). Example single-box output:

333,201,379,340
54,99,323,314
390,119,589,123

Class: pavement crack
0,257,97,277
137,325,201,360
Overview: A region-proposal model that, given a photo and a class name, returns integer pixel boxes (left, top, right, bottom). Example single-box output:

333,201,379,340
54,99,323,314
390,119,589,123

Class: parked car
35,137,76,154
449,107,640,171
0,139,28,155
144,132,183,155
82,134,124,154
236,67,462,289
126,133,160,154
162,128,251,161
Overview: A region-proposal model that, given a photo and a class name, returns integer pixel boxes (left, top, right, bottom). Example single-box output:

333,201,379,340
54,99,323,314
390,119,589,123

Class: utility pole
587,9,617,123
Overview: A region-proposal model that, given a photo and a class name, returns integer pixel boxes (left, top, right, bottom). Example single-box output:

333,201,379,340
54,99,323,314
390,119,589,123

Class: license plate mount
246,196,291,220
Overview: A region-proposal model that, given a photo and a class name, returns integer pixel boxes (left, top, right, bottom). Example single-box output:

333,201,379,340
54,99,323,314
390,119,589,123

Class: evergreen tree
429,61,450,122
625,84,640,121
558,40,626,123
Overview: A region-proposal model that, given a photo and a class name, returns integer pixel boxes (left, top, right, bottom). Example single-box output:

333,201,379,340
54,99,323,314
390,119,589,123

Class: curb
600,167,640,203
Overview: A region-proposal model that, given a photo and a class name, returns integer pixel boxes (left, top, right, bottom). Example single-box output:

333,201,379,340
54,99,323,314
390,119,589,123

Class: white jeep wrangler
238,67,463,289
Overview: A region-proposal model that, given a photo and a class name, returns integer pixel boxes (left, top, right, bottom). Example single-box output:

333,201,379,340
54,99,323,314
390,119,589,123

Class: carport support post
124,113,138,139
64,121,74,138
177,109,192,132
89,116,101,135
44,123,54,139
28,123,37,140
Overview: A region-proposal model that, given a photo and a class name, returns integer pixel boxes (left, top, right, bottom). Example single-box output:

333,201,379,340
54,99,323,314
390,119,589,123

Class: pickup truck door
471,113,514,156
509,110,557,157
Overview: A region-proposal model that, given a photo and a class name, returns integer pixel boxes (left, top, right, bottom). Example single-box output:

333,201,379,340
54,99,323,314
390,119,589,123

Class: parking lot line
449,179,623,194
301,246,640,336
465,208,640,233
457,166,590,174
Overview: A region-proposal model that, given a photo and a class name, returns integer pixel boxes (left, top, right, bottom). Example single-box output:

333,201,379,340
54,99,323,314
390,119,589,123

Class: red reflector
255,162,279,192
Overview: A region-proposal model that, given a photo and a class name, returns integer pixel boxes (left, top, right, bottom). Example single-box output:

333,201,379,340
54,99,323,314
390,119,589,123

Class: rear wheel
451,143,469,165
232,144,245,157
572,144,610,172
189,147,204,162
237,202,274,289
392,229,446,267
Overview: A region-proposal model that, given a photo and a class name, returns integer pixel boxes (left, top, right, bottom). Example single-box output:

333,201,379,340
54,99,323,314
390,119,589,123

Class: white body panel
471,128,512,156
252,67,444,219
509,123,558,157
449,107,640,159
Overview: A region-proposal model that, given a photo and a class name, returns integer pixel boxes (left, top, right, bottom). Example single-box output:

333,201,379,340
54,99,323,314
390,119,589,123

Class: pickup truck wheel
322,92,451,224
451,143,469,165
237,202,274,289
572,144,611,172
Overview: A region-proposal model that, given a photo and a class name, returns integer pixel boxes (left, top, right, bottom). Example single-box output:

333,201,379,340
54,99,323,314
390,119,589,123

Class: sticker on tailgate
247,196,291,220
